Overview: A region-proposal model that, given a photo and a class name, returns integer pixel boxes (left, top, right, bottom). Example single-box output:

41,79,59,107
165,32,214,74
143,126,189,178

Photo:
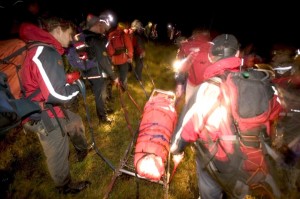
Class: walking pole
132,64,149,98
75,79,115,170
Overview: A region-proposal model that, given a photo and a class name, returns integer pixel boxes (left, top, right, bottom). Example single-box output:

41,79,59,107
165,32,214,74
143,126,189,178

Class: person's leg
89,78,107,120
134,57,144,81
185,82,200,104
64,110,88,153
36,118,71,187
118,63,129,90
195,154,223,199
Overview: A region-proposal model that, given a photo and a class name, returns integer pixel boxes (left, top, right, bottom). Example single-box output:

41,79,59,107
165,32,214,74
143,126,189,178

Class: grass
1,41,299,199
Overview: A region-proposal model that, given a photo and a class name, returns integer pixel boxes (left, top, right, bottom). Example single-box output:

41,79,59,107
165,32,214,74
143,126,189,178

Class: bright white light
172,58,187,72
108,14,113,22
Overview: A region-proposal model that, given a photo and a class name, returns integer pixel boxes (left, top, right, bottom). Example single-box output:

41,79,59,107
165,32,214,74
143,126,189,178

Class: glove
66,71,81,84
172,152,184,165
140,52,145,58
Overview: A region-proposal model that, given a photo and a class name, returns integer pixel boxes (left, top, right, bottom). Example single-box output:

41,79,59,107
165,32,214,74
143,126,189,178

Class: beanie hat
210,34,239,59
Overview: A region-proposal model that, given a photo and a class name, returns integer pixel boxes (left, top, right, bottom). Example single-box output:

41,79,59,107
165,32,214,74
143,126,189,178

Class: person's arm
93,38,118,81
171,82,221,154
34,46,79,105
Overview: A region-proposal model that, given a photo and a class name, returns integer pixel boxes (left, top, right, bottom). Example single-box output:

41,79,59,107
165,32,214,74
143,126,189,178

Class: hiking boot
57,180,91,194
100,116,112,124
76,149,88,162
106,108,114,114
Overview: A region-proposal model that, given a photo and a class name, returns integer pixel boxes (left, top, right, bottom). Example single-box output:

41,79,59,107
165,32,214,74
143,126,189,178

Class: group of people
13,12,148,195
2,3,300,197
66,14,148,124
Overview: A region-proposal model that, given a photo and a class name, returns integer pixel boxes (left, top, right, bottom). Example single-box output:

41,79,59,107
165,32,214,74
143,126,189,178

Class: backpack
109,30,127,55
0,39,46,134
196,69,282,198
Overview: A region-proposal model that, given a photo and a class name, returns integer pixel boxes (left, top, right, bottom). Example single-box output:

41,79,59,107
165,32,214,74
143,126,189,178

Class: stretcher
104,89,177,199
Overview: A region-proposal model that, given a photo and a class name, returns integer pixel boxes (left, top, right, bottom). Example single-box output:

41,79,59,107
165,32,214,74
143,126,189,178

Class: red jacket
171,57,282,159
19,23,80,119
107,27,133,65
177,34,212,86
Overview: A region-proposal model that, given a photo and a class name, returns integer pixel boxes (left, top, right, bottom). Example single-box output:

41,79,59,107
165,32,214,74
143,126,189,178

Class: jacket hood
190,34,210,43
204,57,242,80
19,23,65,55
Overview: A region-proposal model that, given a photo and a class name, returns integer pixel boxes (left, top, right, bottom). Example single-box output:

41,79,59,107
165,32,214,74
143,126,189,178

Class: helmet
131,19,143,30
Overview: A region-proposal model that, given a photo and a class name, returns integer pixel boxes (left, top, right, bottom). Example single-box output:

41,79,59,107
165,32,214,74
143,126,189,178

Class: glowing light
172,58,187,72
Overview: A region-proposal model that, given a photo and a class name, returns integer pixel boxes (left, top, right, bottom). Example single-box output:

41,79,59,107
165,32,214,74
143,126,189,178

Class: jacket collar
204,57,242,80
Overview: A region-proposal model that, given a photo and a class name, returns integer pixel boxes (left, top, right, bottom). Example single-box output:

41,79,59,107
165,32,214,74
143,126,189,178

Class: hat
86,14,100,29
131,19,143,30
210,34,239,59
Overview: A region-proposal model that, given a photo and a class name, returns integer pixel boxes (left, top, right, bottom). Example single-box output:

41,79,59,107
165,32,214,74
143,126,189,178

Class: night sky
1,0,299,57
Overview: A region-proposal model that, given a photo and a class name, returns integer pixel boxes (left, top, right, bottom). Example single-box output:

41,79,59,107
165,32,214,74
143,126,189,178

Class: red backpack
109,30,127,55
197,69,282,198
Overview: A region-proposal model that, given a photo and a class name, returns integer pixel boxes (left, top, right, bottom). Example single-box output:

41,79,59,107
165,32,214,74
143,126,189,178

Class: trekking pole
143,62,156,89
164,151,171,199
75,79,115,170
168,152,183,184
118,85,136,137
132,66,149,98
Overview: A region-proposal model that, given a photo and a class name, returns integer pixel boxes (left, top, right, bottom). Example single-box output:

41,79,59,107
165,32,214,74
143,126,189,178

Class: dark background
1,0,299,59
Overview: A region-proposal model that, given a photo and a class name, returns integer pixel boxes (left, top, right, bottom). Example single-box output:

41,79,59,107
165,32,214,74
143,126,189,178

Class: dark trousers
195,151,224,199
89,77,109,119
115,63,130,90
134,57,144,81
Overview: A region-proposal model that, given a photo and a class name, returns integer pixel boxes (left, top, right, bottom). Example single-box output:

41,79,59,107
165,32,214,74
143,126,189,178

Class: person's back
107,24,133,90
175,28,212,103
171,34,282,199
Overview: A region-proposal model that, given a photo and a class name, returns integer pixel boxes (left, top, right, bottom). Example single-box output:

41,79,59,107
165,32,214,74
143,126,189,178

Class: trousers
23,109,88,186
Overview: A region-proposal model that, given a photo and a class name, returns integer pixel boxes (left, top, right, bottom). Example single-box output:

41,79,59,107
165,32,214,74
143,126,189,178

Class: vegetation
0,42,198,199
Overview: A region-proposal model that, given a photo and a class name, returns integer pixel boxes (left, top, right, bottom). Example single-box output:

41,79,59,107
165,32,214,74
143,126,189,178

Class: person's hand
140,52,145,58
175,84,184,98
127,58,133,63
113,77,120,87
172,152,184,165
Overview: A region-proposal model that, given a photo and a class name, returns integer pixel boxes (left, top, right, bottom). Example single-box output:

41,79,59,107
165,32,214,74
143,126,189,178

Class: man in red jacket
20,17,90,194
175,28,212,103
171,34,282,199
107,23,134,91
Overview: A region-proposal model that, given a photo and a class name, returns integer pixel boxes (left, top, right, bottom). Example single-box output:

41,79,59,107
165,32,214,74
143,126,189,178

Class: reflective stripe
220,135,237,141
83,76,102,79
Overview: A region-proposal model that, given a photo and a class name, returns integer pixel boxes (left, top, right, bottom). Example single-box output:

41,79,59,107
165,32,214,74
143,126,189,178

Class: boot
57,180,91,194
106,108,114,114
99,116,112,124
76,149,88,162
